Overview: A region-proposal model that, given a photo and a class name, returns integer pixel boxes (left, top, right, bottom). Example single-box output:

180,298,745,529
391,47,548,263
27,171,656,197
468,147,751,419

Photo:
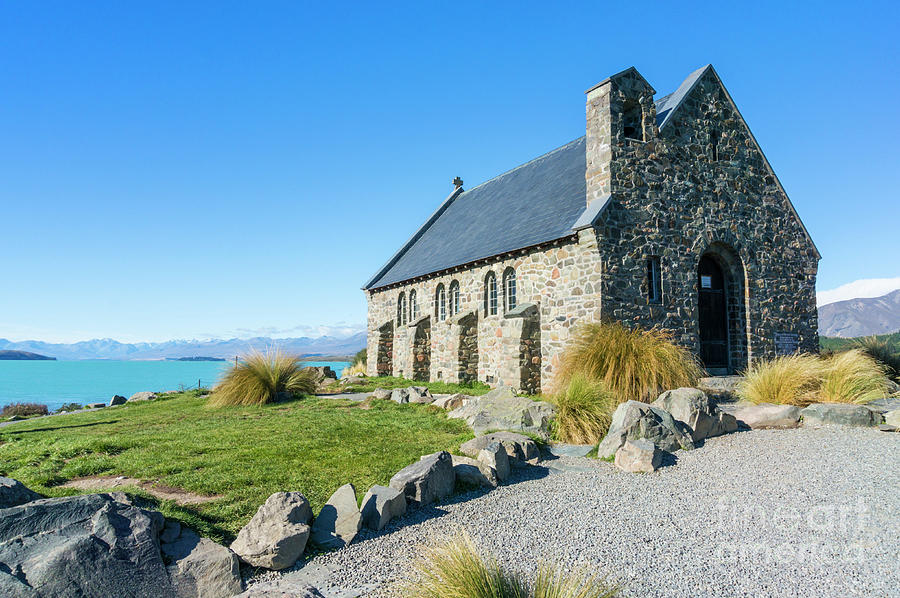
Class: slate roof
364,137,588,289
364,64,810,290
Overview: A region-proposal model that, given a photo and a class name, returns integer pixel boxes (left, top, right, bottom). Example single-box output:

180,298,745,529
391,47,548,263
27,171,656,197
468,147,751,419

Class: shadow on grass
125,492,233,544
2,420,121,434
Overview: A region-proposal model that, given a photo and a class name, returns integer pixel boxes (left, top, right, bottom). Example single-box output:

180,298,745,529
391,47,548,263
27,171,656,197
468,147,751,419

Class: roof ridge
463,136,586,194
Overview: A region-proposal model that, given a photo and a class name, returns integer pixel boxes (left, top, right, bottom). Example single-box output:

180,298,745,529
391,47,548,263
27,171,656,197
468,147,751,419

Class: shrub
555,322,702,403
208,350,317,407
352,348,367,367
819,349,888,404
854,336,900,381
551,374,617,444
737,354,824,406
56,403,83,413
403,531,620,598
1,403,49,418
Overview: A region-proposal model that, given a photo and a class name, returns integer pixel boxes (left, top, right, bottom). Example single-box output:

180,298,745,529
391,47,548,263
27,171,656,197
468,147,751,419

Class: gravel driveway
250,427,899,598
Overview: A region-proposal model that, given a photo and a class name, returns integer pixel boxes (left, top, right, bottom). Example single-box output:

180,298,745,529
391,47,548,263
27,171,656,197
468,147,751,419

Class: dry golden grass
819,349,889,404
402,531,620,598
737,354,824,406
403,531,527,598
342,362,367,377
533,564,621,598
550,374,617,444
208,350,317,407
555,322,703,403
738,350,888,406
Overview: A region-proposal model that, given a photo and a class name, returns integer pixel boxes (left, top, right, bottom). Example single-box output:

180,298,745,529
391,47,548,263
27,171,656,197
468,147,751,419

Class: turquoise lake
0,360,350,411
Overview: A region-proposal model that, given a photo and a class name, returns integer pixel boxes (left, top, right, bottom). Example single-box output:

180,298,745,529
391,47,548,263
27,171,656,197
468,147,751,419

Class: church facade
362,65,819,394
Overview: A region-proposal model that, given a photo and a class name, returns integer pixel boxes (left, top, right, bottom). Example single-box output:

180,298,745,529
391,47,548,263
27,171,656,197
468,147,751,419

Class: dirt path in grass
60,476,222,505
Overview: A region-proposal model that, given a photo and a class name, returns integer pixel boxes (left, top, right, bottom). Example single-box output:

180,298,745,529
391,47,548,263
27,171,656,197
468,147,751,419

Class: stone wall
586,67,819,369
365,230,603,393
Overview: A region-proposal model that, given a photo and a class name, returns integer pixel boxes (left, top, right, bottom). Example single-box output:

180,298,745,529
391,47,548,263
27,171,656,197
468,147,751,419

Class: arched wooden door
698,255,728,371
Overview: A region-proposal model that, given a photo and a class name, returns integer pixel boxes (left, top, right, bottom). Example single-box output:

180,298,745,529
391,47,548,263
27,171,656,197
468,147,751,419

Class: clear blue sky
2,1,898,343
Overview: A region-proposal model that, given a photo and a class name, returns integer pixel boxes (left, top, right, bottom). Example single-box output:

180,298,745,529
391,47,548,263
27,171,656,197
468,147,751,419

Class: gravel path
250,427,900,598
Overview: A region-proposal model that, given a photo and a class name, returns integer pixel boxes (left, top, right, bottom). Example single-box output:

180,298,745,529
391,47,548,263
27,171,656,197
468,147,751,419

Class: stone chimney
584,67,657,207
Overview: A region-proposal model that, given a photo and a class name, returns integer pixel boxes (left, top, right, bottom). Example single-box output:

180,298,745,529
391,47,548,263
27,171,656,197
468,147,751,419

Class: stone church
363,65,819,394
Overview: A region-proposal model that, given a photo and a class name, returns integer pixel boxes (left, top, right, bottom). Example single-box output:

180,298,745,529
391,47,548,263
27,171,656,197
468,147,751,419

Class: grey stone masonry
365,65,819,393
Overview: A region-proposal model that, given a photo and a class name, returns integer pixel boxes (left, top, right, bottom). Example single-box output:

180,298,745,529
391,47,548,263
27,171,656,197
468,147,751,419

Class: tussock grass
2,403,49,418
208,350,317,407
819,349,889,404
738,350,889,406
738,354,824,406
854,336,900,381
403,531,620,598
555,322,702,403
550,374,616,444
405,531,528,598
533,565,621,598
342,362,367,377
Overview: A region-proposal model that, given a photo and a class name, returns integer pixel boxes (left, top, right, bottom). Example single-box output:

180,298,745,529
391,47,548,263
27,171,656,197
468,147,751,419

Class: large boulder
447,386,556,439
432,393,472,410
885,410,900,428
614,439,661,473
0,477,41,508
310,484,362,549
161,527,242,598
128,391,157,402
597,401,695,460
109,394,127,406
477,441,510,482
230,492,312,570
389,451,455,507
718,402,801,429
0,492,176,597
360,485,407,531
800,403,879,427
460,431,539,466
652,388,737,442
303,366,337,385
451,455,498,488
371,388,392,400
408,386,434,404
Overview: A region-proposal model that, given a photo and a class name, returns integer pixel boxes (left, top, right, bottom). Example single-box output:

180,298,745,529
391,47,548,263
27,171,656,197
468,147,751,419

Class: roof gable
664,65,820,259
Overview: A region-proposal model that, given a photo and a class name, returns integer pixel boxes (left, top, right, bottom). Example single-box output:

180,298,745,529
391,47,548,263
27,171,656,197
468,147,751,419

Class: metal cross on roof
452,176,463,189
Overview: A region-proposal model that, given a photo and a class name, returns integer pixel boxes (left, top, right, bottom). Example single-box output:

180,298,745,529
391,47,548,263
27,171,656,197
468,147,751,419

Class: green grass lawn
340,375,493,395
0,390,472,543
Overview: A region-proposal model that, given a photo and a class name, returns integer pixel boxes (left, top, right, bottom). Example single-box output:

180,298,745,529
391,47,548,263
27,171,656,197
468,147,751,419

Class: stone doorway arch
697,243,749,375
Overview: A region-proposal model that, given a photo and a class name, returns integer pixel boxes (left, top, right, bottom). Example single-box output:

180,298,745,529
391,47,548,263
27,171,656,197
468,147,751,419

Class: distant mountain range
0,350,56,360
0,333,367,361
818,289,900,338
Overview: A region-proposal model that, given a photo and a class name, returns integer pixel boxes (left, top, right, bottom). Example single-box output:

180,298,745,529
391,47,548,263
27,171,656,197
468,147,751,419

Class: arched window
449,280,460,316
484,272,498,316
397,292,407,326
622,99,642,141
503,268,517,313
409,289,418,320
710,129,720,162
435,284,446,322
